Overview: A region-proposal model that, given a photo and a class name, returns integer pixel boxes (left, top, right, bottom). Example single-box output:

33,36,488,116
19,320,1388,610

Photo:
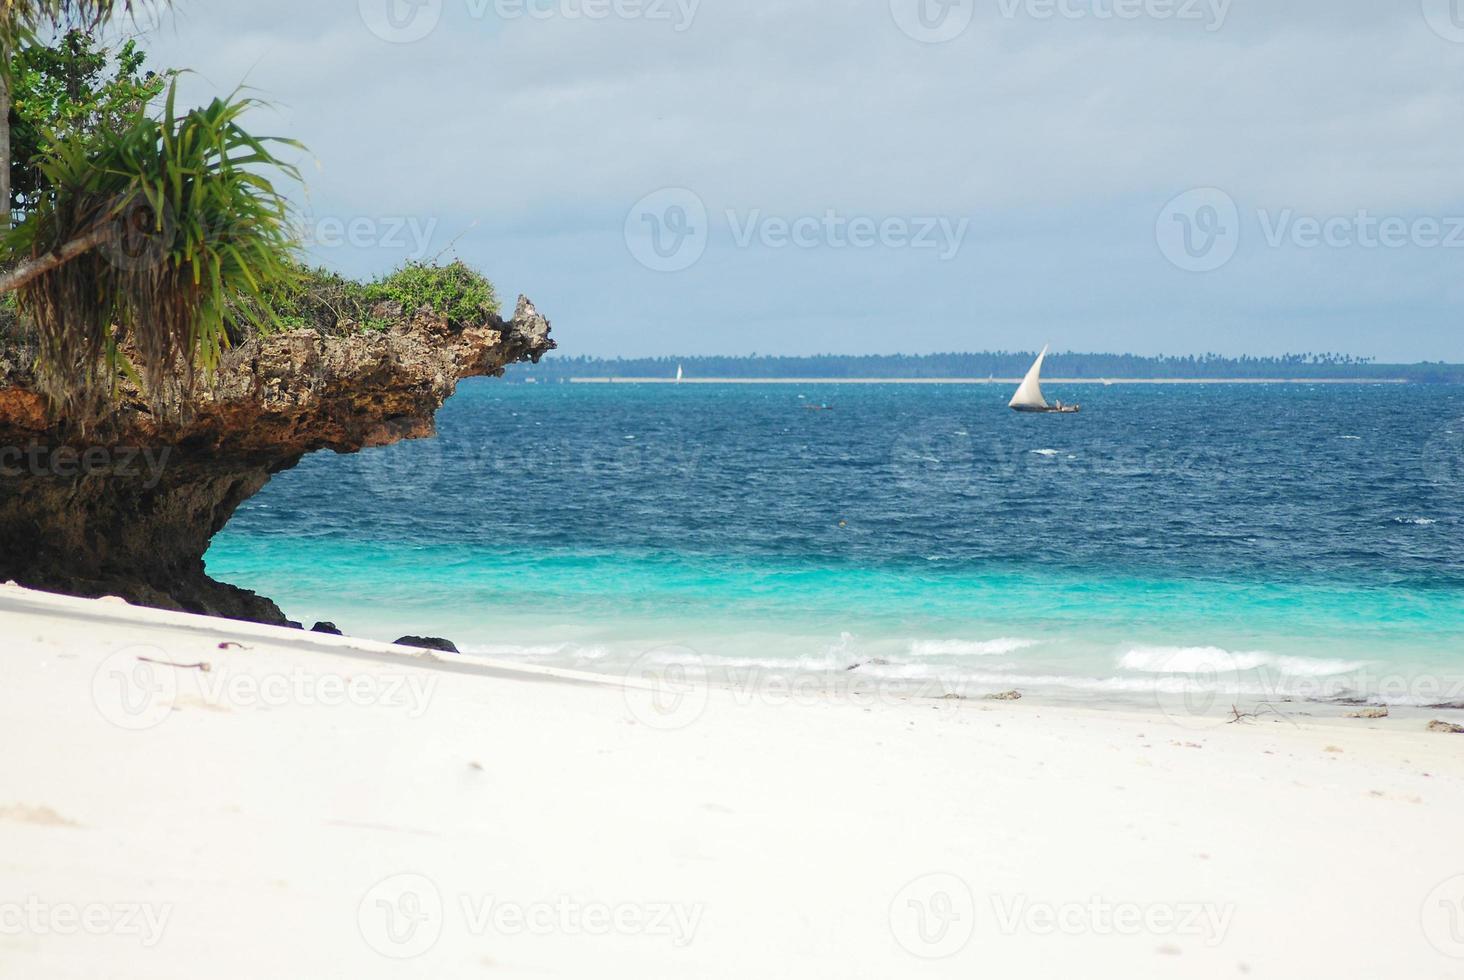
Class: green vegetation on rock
243,260,502,337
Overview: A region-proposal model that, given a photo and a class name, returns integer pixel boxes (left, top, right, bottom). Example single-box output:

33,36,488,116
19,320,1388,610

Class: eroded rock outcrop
0,296,553,624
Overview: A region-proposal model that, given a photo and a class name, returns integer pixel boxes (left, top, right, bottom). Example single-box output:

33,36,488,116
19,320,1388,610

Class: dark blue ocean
206,380,1464,709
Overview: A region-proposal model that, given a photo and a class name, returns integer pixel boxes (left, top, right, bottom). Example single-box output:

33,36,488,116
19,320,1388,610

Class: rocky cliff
0,296,553,624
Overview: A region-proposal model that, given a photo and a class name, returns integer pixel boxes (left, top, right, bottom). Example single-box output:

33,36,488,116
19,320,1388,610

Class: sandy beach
3,584,1462,978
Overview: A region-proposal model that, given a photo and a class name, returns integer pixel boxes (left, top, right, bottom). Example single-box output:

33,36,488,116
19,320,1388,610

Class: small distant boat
676,364,684,383
1009,345,1080,414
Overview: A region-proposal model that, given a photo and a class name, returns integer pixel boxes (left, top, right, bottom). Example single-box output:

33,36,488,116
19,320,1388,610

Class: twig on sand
137,657,211,672
217,642,249,651
1227,702,1296,726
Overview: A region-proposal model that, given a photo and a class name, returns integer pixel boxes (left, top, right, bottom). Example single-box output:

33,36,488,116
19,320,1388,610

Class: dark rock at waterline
845,658,892,671
395,636,460,654
311,622,343,636
1428,720,1464,734
984,690,1023,701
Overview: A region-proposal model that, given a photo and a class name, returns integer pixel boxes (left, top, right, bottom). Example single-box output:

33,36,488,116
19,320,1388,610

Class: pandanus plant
0,2,301,423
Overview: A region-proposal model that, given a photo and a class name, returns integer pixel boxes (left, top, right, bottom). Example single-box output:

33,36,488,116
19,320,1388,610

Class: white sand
3,584,1463,978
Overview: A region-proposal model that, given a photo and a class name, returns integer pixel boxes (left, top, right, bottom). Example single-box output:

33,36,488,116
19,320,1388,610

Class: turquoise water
206,380,1464,709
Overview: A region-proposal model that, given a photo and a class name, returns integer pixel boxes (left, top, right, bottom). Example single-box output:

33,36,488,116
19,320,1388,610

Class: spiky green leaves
1,80,300,423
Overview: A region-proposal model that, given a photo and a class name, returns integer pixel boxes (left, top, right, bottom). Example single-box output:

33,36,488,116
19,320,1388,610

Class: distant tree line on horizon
516,352,1464,383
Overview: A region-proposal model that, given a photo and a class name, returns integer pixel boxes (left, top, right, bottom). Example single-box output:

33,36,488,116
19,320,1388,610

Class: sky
110,0,1464,360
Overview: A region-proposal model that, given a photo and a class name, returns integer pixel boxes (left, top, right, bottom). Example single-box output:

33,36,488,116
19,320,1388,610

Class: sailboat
676,364,684,383
1009,345,1080,414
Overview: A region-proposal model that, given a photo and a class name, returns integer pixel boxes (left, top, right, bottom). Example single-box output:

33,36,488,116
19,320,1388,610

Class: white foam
909,638,1038,657
1394,517,1438,526
462,642,609,661
1031,448,1061,457
1120,646,1368,677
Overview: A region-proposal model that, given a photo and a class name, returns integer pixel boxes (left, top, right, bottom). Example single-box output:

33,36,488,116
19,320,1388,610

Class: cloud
118,0,1464,359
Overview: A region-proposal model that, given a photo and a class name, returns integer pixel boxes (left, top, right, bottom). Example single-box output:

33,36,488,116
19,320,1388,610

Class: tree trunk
0,69,9,231
0,223,111,293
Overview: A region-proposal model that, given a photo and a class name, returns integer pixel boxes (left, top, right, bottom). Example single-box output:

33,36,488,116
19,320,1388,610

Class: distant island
516,352,1464,383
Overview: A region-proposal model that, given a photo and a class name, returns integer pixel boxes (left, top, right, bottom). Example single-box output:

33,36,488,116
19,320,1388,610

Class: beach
4,584,1463,978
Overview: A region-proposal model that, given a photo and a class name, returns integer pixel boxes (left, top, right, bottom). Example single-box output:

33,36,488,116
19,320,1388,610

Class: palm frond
1,79,301,422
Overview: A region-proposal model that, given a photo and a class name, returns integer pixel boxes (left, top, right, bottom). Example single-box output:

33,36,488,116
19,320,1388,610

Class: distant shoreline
561,377,1413,386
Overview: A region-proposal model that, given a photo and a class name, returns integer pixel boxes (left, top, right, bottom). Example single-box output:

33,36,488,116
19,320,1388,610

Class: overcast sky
117,0,1464,360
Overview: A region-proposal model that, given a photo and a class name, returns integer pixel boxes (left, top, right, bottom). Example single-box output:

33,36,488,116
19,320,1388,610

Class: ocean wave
462,642,609,661
1120,646,1368,677
909,638,1037,657
1030,449,1061,457
1393,517,1438,526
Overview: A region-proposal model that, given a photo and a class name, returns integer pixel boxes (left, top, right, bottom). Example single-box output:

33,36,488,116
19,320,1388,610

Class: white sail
676,364,684,382
1009,345,1050,410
